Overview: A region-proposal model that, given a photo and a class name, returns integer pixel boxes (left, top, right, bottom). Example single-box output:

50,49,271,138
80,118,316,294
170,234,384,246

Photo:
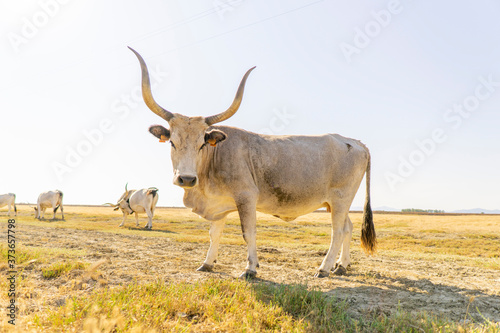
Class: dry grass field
1,205,499,332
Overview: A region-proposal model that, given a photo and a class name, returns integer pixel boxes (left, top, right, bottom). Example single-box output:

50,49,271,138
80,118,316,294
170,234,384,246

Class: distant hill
375,206,400,212
452,208,500,214
348,207,500,214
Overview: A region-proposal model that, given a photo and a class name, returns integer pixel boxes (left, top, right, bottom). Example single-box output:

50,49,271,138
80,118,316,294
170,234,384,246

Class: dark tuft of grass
42,261,88,279
253,282,350,332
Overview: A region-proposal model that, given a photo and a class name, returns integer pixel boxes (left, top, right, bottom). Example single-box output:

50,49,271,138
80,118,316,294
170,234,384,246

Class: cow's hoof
314,270,330,278
333,265,347,276
238,270,257,280
196,263,213,272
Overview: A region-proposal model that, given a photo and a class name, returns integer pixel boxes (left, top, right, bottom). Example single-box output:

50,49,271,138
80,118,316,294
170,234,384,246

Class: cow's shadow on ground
35,218,66,222
324,272,500,324
124,226,177,234
232,272,500,326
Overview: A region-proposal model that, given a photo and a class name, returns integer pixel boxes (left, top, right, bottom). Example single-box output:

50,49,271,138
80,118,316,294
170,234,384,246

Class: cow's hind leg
197,219,226,272
144,209,153,229
134,212,139,227
53,206,59,220
334,216,353,276
315,202,350,278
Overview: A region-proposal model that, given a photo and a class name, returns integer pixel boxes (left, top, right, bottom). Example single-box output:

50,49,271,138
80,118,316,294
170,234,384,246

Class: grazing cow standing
129,47,376,279
34,190,64,220
0,193,17,216
107,184,159,229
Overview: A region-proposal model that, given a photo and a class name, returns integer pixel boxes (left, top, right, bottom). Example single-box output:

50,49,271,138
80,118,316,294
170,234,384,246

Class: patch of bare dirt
10,223,500,325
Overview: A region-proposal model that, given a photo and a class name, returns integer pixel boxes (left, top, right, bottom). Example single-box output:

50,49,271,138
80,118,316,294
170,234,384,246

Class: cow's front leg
119,211,127,227
236,198,258,279
315,205,349,278
197,219,226,272
134,212,139,227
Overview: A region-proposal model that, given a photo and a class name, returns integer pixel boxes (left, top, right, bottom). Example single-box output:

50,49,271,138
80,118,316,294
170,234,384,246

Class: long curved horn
125,183,128,192
205,67,256,126
103,203,118,207
128,47,174,122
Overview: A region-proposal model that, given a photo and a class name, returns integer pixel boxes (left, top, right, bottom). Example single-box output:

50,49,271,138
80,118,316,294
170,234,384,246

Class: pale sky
1,0,499,212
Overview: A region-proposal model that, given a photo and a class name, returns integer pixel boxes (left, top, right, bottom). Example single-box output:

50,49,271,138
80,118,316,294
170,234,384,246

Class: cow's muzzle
175,175,198,188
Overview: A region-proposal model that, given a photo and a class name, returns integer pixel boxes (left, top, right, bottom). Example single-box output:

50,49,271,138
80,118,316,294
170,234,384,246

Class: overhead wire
1,0,326,94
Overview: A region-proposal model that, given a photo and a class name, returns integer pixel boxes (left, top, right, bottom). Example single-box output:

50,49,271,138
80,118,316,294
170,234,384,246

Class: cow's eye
170,141,176,149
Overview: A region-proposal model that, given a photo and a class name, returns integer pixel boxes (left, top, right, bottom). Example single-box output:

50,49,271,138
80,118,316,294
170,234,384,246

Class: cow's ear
205,129,227,146
149,125,170,142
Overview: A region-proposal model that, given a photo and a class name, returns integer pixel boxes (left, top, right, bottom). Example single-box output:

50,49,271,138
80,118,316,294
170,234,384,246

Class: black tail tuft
360,199,376,254
360,153,376,255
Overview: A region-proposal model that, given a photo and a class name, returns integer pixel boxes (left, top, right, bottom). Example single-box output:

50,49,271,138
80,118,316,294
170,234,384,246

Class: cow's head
129,47,254,189
106,183,134,214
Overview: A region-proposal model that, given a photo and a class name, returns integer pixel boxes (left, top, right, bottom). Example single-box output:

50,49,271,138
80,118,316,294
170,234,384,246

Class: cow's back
38,190,63,208
0,193,15,206
187,126,369,220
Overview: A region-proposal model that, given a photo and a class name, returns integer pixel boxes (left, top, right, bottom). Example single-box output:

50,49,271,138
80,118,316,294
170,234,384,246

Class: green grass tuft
38,278,306,332
34,278,500,332
42,261,88,279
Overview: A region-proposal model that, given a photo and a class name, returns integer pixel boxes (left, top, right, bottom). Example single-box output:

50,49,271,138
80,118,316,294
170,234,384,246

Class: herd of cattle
1,48,376,278
0,185,160,229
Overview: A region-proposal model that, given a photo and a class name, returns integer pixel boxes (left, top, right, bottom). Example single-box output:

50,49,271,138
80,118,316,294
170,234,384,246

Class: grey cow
107,184,159,229
34,190,64,220
0,193,17,216
129,47,376,279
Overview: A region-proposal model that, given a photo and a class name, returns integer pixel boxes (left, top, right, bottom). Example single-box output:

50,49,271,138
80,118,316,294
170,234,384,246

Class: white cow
34,190,64,220
0,193,17,216
107,184,159,229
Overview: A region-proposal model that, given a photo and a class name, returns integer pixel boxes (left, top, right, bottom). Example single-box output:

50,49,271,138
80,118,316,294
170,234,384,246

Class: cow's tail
147,188,159,212
360,152,376,255
147,187,159,198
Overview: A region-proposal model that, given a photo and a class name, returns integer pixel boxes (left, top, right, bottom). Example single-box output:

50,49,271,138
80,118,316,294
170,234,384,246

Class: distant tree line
401,208,445,213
